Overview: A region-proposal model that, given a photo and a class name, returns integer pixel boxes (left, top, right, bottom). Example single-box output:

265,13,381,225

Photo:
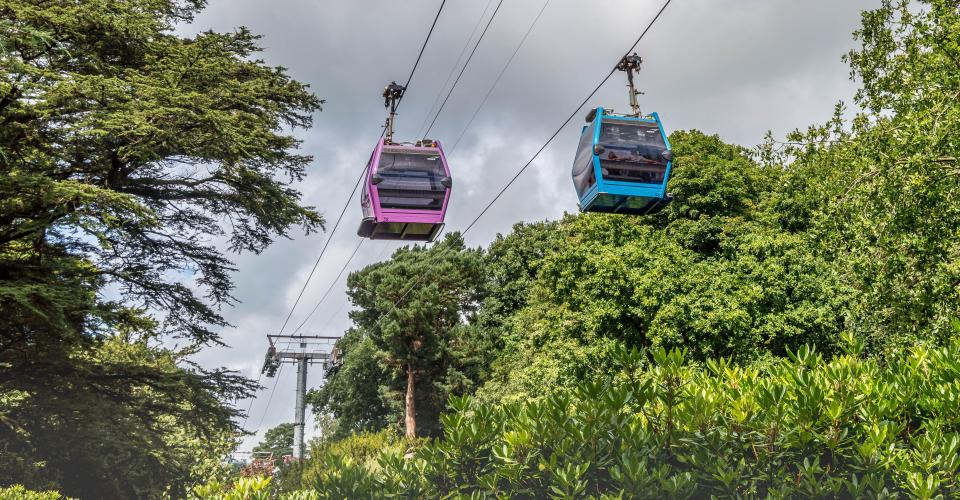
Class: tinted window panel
598,119,667,184
376,150,447,210
571,121,597,197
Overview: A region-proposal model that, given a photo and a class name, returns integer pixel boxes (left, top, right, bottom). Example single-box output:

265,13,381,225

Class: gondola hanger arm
382,81,406,143
616,53,644,117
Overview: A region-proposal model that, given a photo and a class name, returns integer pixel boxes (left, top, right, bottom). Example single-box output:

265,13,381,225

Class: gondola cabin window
597,119,668,184
375,149,447,210
572,119,598,198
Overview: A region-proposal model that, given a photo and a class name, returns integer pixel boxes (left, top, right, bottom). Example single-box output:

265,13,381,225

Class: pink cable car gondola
357,82,452,242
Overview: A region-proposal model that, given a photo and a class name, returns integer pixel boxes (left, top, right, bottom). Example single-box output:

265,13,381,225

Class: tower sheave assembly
260,335,338,459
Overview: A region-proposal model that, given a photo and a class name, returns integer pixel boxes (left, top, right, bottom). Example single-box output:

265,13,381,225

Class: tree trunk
405,362,416,439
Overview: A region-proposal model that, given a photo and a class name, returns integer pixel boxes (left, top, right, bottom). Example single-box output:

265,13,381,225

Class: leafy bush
298,430,414,496
190,476,276,500
0,485,70,500
283,338,960,498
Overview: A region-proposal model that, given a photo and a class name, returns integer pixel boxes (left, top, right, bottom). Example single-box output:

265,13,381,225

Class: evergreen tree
0,0,323,496
254,423,295,458
321,234,485,438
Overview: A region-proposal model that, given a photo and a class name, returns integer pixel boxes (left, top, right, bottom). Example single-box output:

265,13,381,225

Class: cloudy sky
179,0,878,452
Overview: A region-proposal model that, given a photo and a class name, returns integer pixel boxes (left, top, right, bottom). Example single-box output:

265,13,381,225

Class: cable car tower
571,53,674,215
260,334,338,459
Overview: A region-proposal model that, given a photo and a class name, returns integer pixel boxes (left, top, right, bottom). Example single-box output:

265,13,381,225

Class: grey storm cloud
178,0,878,450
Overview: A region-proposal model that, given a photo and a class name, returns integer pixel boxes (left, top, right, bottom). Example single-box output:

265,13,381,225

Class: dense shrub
298,430,416,497
0,485,69,500
270,337,960,498
191,476,277,500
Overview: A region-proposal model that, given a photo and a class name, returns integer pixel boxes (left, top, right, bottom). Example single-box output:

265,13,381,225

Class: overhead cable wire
422,0,506,138
255,363,284,431
448,0,551,157
291,238,365,335
369,0,675,330
275,175,364,337
313,239,396,336
238,376,263,433
400,0,449,99
417,0,498,137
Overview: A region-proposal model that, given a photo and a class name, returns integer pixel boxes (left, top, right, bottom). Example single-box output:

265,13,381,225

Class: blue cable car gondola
572,54,673,215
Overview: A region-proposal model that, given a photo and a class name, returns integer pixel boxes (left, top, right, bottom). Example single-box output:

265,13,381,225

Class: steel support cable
238,380,263,432
417,0,497,138
240,0,448,434
422,0,506,138
275,175,364,337
447,0,551,157
255,363,284,431
318,296,351,336
290,238,365,335
401,0,448,97
368,0,674,332
313,239,395,336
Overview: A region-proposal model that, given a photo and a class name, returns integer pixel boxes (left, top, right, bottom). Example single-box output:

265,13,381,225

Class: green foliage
424,341,960,498
769,0,960,352
0,485,70,500
203,341,960,498
191,476,324,500
467,220,563,386
480,132,852,402
480,219,562,326
191,476,274,500
313,234,486,438
192,431,411,497
1,0,322,496
298,430,410,495
1,332,247,498
1,0,323,344
254,423,295,458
